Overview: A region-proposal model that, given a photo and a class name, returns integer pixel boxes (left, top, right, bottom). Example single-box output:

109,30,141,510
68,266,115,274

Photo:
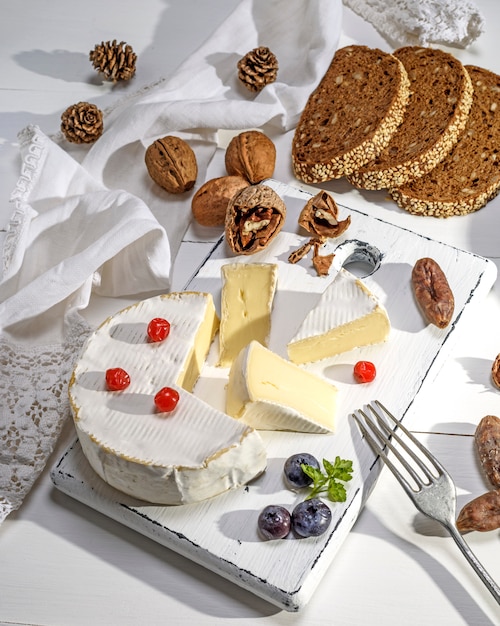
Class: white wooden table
1,1,499,624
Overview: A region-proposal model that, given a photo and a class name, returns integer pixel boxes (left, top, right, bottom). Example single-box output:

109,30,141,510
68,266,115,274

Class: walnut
225,131,276,184
145,136,197,194
191,176,250,227
225,184,286,255
299,191,351,238
237,47,278,93
61,102,103,144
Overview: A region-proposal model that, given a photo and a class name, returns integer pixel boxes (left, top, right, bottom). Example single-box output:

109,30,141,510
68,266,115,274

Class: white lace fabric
343,0,484,48
0,314,91,523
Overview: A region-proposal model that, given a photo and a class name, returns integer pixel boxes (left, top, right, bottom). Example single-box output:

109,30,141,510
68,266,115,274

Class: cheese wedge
226,341,337,433
287,269,390,364
69,292,267,505
218,262,278,367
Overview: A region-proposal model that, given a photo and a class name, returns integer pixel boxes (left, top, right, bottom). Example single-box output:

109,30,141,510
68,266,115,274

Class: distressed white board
51,180,497,612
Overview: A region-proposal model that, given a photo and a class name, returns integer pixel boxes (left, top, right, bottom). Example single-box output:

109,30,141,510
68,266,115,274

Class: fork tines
351,400,446,495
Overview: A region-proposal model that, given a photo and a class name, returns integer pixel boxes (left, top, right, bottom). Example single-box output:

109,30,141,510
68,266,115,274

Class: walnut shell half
225,184,286,255
299,191,351,238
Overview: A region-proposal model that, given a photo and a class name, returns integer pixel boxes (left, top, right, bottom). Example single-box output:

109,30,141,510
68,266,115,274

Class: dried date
475,415,500,488
491,353,500,390
456,489,500,533
411,257,454,329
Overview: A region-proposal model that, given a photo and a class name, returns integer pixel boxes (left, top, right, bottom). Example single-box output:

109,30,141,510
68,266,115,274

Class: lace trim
0,313,91,523
342,0,484,48
3,126,46,277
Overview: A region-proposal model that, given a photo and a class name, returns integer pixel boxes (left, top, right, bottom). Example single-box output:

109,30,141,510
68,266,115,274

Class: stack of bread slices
292,44,500,217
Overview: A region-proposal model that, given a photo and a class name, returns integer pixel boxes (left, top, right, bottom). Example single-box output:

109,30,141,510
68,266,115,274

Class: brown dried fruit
475,415,500,488
411,257,454,328
456,489,500,532
298,191,351,238
191,176,250,227
225,184,286,255
225,131,276,184
145,136,197,194
491,354,500,390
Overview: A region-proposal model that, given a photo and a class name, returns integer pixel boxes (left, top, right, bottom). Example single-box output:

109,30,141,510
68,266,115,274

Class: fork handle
445,523,500,604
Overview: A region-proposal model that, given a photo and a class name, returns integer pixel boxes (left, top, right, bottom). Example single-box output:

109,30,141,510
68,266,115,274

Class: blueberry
257,505,291,540
291,498,331,538
283,453,320,489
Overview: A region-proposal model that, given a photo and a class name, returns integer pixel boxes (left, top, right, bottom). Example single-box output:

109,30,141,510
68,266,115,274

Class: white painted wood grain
50,181,497,612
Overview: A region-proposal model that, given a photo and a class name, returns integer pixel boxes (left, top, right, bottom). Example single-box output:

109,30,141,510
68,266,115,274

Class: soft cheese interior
287,268,390,364
218,262,278,367
226,340,337,433
69,292,267,505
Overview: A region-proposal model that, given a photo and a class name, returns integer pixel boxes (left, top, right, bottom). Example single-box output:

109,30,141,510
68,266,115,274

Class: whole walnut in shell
191,176,250,227
225,130,276,184
145,136,197,194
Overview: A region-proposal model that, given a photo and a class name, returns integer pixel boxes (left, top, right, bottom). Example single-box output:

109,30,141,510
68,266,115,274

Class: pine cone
237,46,278,93
89,39,137,82
61,102,103,144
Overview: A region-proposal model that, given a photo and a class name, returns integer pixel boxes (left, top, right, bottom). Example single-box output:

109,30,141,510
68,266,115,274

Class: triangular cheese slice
287,268,390,364
226,340,337,433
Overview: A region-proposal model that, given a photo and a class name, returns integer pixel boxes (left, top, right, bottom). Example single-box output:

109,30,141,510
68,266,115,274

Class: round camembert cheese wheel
69,292,267,505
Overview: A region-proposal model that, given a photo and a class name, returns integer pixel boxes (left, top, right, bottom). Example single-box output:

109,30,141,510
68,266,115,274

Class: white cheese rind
76,384,266,505
218,263,278,367
287,268,390,364
226,341,337,433
69,292,267,505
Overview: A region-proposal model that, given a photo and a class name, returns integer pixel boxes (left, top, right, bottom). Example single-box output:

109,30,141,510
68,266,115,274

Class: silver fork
352,400,500,605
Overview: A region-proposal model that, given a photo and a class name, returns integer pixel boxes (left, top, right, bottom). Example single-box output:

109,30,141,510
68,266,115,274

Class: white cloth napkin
0,0,343,522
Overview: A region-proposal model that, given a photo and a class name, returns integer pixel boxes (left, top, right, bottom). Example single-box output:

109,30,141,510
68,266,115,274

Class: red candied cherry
147,317,171,343
353,361,376,384
154,386,180,413
105,367,131,391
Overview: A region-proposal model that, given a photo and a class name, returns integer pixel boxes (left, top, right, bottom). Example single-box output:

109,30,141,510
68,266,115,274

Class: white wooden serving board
51,180,497,612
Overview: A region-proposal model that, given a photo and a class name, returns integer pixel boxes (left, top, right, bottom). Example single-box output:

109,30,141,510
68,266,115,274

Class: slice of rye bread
389,65,500,217
292,45,411,183
348,47,474,190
